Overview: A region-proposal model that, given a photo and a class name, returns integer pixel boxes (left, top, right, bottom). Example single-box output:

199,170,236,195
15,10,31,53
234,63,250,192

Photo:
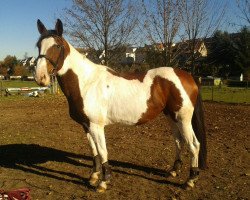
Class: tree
236,0,250,26
208,28,250,78
142,0,182,66
234,27,250,78
0,55,18,76
179,0,226,74
207,31,235,77
63,0,139,67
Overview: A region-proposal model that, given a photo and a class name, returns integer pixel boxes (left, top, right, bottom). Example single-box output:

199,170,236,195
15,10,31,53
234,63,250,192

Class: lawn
201,86,250,103
0,80,38,88
0,80,47,97
0,80,249,104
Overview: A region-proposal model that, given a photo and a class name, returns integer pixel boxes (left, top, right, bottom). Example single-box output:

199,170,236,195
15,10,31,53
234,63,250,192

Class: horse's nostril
40,74,46,81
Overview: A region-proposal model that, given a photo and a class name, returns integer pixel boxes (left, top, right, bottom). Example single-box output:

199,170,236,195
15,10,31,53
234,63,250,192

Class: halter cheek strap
35,45,64,75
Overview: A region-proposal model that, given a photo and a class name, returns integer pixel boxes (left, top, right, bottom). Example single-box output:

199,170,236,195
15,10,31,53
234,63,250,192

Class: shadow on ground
0,144,180,187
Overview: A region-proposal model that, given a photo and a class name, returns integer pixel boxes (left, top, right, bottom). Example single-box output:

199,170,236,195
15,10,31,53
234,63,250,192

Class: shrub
227,80,249,87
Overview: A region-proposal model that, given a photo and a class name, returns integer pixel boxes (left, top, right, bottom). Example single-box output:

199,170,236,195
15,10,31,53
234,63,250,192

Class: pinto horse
34,19,207,192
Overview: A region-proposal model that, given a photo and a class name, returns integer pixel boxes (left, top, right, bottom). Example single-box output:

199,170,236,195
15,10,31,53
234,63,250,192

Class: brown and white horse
34,19,207,192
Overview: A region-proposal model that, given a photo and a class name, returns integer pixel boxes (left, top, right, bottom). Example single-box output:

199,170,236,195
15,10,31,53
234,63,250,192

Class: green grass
201,86,250,103
0,80,38,88
0,80,46,97
0,80,249,104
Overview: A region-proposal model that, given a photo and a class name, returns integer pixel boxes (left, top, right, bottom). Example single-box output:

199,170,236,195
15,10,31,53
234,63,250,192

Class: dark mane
36,30,60,48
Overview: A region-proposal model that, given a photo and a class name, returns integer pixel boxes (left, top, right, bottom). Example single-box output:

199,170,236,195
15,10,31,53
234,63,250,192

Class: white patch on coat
35,38,57,86
55,39,194,126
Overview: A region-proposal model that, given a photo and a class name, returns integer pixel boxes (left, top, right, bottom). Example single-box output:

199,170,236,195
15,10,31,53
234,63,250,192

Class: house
122,46,148,66
173,39,208,58
20,57,36,66
125,47,137,61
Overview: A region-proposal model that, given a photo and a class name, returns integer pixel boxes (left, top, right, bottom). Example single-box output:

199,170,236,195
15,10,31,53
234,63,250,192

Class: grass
0,80,249,104
201,86,250,104
0,80,38,88
0,80,49,97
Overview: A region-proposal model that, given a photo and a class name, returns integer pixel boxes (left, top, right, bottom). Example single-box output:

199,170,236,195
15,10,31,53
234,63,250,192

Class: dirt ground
0,96,249,200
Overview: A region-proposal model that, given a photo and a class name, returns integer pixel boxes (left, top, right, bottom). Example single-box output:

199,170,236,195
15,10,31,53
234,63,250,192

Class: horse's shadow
0,144,181,188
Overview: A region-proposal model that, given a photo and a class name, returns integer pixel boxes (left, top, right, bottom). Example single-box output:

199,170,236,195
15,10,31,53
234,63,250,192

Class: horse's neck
58,43,105,97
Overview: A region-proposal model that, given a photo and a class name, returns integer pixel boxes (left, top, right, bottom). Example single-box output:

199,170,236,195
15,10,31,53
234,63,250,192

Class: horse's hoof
96,185,106,193
183,183,193,190
89,177,99,187
184,179,196,190
89,171,100,187
170,170,177,177
96,181,107,193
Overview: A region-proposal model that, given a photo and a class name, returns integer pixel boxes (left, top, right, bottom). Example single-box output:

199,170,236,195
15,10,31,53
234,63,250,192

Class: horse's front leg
86,133,101,186
89,123,111,193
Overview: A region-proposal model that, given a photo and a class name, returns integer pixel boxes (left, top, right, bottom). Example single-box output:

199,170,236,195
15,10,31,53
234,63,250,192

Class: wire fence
201,85,250,103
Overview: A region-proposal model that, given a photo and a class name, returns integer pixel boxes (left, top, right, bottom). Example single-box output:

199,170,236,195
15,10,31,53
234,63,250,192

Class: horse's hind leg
168,118,184,177
177,119,200,189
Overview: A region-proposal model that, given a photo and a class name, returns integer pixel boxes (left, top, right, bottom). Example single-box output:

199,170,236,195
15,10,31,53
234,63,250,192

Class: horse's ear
55,19,63,36
37,19,47,35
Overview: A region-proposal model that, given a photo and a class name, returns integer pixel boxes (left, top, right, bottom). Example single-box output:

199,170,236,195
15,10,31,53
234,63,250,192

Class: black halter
35,44,65,75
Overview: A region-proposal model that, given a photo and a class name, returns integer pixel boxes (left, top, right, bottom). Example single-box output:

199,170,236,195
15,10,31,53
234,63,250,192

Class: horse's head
35,19,69,86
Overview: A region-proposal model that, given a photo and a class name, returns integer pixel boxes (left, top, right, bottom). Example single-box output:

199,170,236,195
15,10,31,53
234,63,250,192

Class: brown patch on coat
42,36,70,74
174,68,198,106
137,76,183,124
57,69,89,130
107,68,147,82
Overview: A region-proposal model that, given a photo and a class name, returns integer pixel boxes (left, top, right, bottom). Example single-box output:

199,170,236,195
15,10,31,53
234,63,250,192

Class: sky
0,0,247,61
0,0,72,61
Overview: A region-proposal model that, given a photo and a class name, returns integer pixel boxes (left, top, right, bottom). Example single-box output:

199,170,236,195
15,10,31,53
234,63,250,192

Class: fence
0,77,249,103
0,76,59,97
201,86,250,103
199,77,249,103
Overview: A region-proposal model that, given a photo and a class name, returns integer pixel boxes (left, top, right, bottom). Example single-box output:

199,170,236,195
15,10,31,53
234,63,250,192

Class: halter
35,44,64,75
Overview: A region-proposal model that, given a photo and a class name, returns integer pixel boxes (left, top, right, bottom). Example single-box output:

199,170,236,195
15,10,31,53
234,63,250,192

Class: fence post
0,80,2,97
211,86,214,101
55,76,58,94
50,75,58,95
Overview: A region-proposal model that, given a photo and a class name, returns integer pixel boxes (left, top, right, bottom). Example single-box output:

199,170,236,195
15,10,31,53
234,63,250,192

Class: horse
34,19,207,193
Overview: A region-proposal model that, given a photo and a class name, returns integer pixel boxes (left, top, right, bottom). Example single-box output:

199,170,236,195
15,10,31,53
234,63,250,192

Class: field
201,86,250,103
1,80,250,103
0,96,249,199
0,80,37,88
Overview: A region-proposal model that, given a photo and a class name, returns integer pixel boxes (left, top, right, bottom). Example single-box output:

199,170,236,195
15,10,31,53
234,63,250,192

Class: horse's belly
107,101,148,125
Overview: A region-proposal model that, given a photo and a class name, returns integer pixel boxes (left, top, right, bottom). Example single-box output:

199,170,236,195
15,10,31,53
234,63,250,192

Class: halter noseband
35,44,64,75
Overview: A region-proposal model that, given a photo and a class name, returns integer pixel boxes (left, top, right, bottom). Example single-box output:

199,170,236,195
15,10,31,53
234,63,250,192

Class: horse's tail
192,87,207,170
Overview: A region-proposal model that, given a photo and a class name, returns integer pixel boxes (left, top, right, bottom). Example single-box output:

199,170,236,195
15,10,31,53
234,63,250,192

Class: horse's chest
67,96,89,126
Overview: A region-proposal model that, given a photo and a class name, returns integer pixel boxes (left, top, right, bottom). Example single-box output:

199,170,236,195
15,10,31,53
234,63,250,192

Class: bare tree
142,0,182,66
236,0,250,25
63,0,139,66
179,0,226,74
